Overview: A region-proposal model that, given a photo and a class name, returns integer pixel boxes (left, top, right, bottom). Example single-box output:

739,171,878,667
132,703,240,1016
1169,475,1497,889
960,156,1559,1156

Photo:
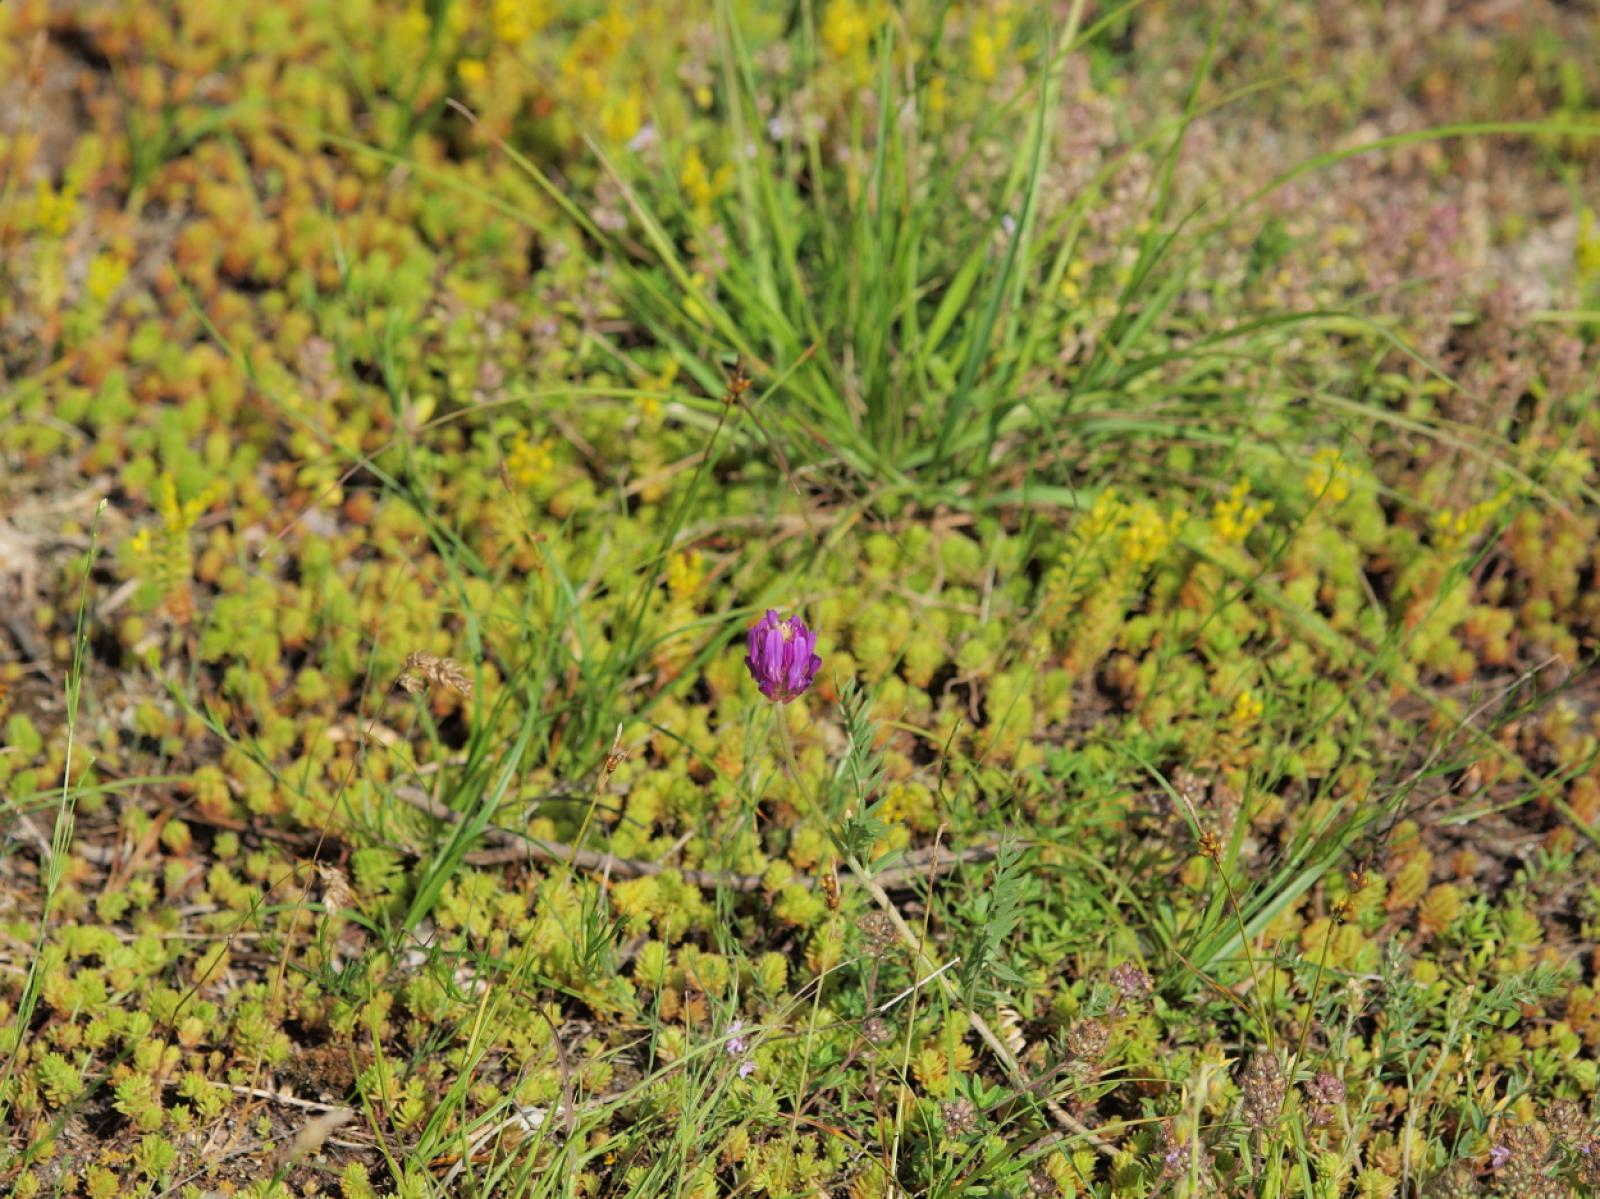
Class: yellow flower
970,4,1014,82
398,7,430,47
457,58,487,86
125,473,211,619
880,784,914,824
1120,501,1177,569
1304,448,1353,506
1431,494,1506,552
821,0,873,59
1058,257,1091,303
491,0,541,43
85,252,128,305
561,62,603,103
1210,479,1273,544
678,147,732,214
1229,689,1263,728
1082,489,1123,541
665,550,705,599
599,85,644,144
679,147,712,207
594,3,633,45
158,473,210,535
639,360,678,421
33,177,80,237
507,434,556,488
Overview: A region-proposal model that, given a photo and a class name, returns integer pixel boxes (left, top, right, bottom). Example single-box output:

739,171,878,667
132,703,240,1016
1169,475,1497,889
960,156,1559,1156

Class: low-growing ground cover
3,1,1600,1196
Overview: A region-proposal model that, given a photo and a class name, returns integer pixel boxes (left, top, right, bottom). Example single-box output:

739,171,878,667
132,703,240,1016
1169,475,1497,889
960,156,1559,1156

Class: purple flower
744,610,821,704
1489,1144,1511,1169
1109,962,1152,1000
1305,1073,1346,1106
725,1018,756,1079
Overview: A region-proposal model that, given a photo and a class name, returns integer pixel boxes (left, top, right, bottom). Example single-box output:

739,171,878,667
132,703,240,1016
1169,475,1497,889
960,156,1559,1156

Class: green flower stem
768,706,1115,1158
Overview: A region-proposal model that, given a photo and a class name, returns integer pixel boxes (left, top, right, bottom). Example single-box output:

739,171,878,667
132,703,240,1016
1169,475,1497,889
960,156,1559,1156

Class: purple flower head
1489,1144,1512,1169
726,1019,747,1056
1109,962,1152,1000
738,1058,757,1079
745,610,821,704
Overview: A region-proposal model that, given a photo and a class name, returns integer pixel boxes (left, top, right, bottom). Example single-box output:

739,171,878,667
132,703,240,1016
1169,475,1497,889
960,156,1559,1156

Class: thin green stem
766,704,1115,1158
0,505,101,1135
1213,854,1277,1058
1292,909,1341,1078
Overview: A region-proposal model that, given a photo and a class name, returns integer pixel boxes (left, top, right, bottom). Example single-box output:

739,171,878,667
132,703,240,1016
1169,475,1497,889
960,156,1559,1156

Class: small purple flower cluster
726,1019,755,1079
1109,961,1152,1001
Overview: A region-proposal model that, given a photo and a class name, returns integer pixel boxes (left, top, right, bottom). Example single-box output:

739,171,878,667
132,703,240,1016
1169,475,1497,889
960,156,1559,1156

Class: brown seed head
721,354,753,406
1065,1018,1109,1062
1240,1052,1286,1129
399,652,473,697
861,1016,893,1045
314,863,354,919
602,724,627,776
859,911,899,956
819,862,841,911
941,1098,978,1137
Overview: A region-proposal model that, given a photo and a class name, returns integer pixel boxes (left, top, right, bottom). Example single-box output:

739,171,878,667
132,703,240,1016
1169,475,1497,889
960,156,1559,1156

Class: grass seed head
398,651,473,697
